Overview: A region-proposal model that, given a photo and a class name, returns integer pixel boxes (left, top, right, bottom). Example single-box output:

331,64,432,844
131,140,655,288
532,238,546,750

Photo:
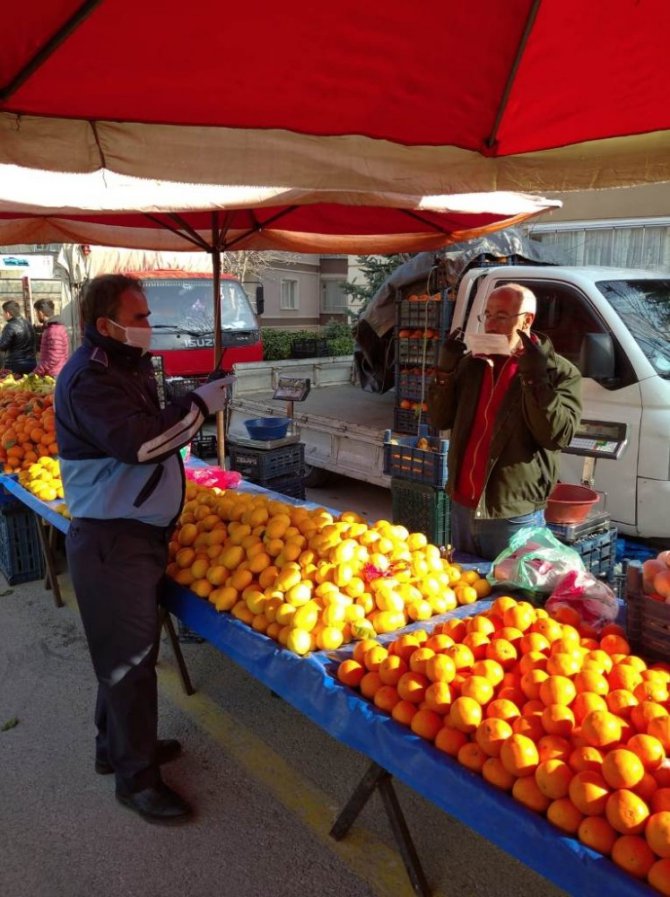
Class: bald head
483,283,537,352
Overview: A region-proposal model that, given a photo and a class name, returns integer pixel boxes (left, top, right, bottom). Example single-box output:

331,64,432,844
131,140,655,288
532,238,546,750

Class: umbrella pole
211,244,226,469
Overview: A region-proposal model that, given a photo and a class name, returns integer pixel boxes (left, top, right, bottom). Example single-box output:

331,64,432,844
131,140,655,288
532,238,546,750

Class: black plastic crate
262,473,306,501
166,376,204,401
229,442,305,481
191,432,217,459
396,370,435,403
396,297,445,331
291,338,330,359
384,431,448,488
0,502,45,585
393,406,436,436
570,526,618,581
397,338,440,366
391,478,450,547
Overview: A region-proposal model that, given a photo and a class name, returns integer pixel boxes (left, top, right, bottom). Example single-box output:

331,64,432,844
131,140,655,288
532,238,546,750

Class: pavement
0,476,569,897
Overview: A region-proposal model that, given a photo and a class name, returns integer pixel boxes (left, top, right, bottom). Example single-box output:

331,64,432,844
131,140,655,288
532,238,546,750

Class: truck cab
454,266,670,539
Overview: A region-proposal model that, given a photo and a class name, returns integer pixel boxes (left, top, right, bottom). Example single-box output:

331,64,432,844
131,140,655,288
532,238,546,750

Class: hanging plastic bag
546,569,619,630
186,466,242,491
487,525,585,594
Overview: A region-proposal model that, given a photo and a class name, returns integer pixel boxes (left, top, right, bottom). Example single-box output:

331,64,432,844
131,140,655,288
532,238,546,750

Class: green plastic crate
391,478,451,547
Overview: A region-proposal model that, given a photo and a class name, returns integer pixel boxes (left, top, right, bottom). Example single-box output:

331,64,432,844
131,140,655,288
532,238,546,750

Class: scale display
563,419,628,461
273,377,311,402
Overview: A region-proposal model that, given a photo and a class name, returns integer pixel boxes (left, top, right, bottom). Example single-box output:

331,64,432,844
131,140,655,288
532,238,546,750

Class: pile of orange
337,596,670,894
167,482,491,654
0,389,58,473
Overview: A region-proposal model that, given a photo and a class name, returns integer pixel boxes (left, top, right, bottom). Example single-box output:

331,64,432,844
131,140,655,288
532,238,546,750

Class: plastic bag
487,525,585,594
186,466,242,490
546,569,619,629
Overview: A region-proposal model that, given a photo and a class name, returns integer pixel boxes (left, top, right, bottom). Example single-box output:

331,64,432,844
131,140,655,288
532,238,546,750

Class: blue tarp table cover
0,472,653,897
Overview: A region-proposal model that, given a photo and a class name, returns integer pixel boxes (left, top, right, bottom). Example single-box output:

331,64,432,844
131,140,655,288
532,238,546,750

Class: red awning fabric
1,0,669,194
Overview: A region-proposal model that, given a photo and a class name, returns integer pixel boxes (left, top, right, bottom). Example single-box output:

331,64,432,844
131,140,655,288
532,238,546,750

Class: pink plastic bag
546,568,619,630
186,466,242,490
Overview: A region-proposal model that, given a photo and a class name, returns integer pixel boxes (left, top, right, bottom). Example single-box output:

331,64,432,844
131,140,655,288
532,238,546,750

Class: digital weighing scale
548,418,628,543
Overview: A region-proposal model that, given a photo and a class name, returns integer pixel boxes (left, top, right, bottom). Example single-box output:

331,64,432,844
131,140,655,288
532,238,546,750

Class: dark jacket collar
83,324,146,364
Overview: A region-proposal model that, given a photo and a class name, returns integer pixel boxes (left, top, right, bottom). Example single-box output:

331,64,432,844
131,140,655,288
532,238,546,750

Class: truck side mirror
579,332,615,380
255,285,265,317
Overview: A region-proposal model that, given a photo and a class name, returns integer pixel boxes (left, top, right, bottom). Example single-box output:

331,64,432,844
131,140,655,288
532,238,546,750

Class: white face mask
107,319,152,353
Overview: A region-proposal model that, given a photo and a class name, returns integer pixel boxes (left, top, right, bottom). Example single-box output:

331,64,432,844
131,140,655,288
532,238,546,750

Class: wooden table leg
159,608,195,696
34,515,63,608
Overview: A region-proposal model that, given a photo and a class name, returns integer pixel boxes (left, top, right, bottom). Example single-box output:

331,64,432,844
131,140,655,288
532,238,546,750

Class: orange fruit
581,710,622,748
520,668,548,701
538,735,572,763
424,681,454,715
606,689,638,718
449,696,483,733
647,812,670,858
574,669,609,696
485,638,517,670
653,790,670,813
605,789,650,835
500,733,539,778
460,675,494,706
397,671,428,704
600,633,631,656
541,704,575,738
378,655,408,686
410,708,443,741
602,748,645,790
535,759,572,800
631,701,668,733
475,718,513,758
546,798,584,834
444,643,475,672
649,716,670,751
568,770,610,815
434,724,468,756
337,659,365,688
635,679,670,704
568,745,604,773
512,713,545,742
512,775,551,813
539,675,577,707
457,741,487,772
609,663,643,692
546,652,582,677
519,632,551,655
391,701,417,726
486,698,521,723
655,761,670,789
353,638,381,665
462,631,490,660
502,602,536,632
632,771,658,803
363,645,389,672
408,646,436,676
648,859,670,896
611,834,656,879
551,604,582,628
359,671,383,700
472,659,505,686
374,685,401,714
424,653,456,684
572,691,608,724
578,816,618,855
482,757,516,790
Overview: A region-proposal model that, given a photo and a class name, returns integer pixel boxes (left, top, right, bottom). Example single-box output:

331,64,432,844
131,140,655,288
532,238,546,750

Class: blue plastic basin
244,417,291,440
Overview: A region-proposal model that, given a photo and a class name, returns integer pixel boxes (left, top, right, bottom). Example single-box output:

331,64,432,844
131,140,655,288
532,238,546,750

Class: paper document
465,333,511,356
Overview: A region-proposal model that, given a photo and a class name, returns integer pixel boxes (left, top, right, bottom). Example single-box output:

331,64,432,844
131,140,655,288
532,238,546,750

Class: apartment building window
280,278,299,310
321,279,348,313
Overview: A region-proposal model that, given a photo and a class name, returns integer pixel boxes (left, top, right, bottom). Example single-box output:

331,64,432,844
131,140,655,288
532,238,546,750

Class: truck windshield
142,278,257,334
596,279,670,379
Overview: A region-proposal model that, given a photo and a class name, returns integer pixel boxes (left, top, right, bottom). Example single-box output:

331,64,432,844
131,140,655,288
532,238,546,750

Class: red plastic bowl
545,483,600,524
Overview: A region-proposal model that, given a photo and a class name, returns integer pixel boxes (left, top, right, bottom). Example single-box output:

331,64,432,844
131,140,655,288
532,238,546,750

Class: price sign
273,377,311,402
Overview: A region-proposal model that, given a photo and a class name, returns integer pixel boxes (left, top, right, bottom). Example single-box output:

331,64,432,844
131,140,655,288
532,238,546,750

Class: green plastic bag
487,525,585,594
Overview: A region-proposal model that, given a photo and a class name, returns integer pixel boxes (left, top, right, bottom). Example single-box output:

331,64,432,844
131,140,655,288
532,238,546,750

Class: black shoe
116,781,192,824
95,738,182,775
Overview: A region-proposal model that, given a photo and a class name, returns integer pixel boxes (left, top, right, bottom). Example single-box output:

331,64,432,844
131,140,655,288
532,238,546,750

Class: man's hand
437,329,467,373
516,330,549,382
193,378,233,414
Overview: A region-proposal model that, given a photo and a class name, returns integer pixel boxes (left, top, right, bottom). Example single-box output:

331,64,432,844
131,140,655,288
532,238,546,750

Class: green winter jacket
426,335,582,520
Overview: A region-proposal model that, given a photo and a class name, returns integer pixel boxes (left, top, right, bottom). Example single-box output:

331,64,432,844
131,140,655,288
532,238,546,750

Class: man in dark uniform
55,274,230,823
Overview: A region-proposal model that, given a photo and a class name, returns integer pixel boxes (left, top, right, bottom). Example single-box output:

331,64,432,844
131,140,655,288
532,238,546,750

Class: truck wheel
303,464,332,488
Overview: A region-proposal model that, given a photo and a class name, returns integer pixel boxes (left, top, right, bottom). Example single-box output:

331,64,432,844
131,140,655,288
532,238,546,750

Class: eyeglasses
477,311,526,324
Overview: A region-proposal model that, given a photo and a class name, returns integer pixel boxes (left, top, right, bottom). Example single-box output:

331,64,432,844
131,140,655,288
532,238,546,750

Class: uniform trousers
66,516,171,793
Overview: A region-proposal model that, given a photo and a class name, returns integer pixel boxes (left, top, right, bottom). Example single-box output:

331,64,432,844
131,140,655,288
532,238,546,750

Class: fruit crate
191,431,217,459
396,370,433,403
396,297,445,331
397,338,440,366
570,526,617,581
391,478,451,546
393,406,436,436
383,430,448,488
291,338,330,359
166,376,204,400
625,562,670,662
262,472,306,501
0,498,45,585
228,442,305,481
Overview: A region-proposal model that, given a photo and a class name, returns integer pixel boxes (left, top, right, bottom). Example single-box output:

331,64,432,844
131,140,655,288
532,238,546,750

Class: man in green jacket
427,283,582,560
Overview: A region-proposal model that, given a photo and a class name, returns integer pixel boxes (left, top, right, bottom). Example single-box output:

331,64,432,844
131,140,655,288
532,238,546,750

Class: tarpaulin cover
0,470,650,897
1,1,670,196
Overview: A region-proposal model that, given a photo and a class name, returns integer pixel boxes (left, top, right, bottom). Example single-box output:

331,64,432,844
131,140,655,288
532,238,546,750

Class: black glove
516,330,549,382
437,329,467,373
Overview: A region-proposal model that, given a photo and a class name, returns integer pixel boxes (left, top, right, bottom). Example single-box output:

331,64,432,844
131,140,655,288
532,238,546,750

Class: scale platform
546,510,612,544
227,433,300,451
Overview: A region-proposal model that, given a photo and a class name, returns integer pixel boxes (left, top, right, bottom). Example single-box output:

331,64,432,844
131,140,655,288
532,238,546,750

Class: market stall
0,465,663,897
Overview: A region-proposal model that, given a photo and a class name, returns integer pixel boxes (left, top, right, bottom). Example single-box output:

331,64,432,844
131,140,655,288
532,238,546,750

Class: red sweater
34,319,70,377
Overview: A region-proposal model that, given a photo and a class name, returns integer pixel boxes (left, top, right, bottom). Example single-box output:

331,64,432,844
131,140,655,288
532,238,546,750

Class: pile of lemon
167,482,491,655
18,456,65,504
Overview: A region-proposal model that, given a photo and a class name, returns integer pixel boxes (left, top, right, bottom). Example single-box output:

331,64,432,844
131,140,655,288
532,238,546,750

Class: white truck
231,264,670,540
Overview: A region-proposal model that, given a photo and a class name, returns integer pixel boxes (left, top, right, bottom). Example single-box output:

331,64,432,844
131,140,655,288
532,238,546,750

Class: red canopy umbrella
1,0,669,193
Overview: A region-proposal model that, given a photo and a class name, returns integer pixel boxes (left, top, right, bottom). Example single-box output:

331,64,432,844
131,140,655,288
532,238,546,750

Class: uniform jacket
34,317,70,377
55,326,208,527
0,315,36,372
427,334,582,520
